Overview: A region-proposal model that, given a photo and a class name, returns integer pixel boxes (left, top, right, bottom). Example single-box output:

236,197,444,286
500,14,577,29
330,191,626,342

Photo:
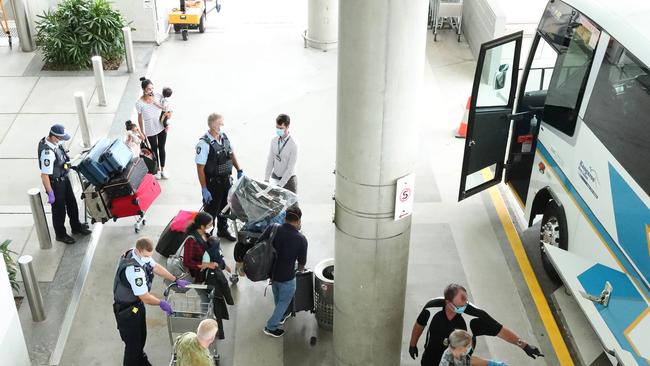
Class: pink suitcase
110,174,160,218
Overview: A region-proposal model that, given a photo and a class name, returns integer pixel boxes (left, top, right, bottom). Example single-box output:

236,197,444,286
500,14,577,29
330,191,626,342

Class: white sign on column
394,173,415,221
143,0,153,9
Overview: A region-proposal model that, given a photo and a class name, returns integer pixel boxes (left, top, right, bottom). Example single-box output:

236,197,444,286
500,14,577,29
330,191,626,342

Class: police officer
408,284,544,365
195,113,243,241
113,237,190,366
38,124,91,244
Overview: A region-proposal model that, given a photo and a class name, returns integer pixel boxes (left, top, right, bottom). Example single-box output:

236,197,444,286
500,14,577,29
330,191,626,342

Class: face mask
217,129,224,137
205,225,213,233
276,128,285,137
454,304,467,314
464,346,472,356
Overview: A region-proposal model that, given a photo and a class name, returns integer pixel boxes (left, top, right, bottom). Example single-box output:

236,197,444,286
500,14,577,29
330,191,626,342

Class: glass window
583,39,650,194
476,41,517,107
524,37,558,93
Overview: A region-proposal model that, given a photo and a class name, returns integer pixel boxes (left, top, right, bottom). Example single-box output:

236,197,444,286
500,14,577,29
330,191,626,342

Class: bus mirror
494,63,510,90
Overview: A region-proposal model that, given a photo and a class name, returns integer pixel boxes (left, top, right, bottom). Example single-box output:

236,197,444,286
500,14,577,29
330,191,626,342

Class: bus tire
539,200,568,284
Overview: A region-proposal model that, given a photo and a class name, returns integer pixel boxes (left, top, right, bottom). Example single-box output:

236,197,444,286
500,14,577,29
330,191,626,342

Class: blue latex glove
237,169,244,179
201,187,213,203
175,279,191,289
47,190,55,204
159,300,173,315
487,361,507,366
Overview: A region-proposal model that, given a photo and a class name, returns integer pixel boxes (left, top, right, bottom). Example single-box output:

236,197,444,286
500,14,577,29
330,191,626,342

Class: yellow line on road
481,169,574,366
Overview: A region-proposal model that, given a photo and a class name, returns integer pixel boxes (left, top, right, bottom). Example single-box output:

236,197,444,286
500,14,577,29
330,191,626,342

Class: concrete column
333,1,428,365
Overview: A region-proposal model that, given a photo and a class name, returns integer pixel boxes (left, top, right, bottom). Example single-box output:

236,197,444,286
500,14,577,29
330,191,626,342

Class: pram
165,283,220,365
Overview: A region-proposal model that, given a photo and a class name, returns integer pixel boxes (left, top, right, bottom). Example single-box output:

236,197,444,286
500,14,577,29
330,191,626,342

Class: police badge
44,159,50,167
135,278,143,286
196,146,201,155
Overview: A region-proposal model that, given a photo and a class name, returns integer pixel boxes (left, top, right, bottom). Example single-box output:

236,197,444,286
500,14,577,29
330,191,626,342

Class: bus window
583,39,650,195
524,38,557,93
542,13,600,136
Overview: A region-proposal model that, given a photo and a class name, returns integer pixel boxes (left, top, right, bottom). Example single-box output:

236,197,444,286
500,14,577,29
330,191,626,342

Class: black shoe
217,229,237,242
72,226,92,236
279,313,291,325
263,327,285,338
56,235,76,244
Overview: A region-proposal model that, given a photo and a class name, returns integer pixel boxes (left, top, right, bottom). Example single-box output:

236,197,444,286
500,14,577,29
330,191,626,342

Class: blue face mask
276,128,285,137
454,304,467,314
217,129,224,137
464,346,473,356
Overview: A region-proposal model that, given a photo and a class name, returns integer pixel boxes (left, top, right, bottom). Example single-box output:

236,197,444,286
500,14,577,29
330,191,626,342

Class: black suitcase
102,157,148,199
156,219,186,257
290,270,314,314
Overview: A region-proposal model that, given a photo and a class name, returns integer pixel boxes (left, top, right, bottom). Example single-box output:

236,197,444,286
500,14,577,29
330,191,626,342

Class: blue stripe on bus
536,142,650,299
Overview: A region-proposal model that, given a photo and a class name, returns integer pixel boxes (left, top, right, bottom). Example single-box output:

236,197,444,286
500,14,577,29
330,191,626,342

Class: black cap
49,124,71,141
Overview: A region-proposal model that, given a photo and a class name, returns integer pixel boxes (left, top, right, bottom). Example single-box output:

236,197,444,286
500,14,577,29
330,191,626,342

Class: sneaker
279,313,291,325
155,172,162,180
229,273,239,285
263,327,285,338
56,235,76,245
161,171,170,179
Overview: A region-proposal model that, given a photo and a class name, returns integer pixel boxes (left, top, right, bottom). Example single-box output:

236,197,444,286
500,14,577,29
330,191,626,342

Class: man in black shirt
263,206,308,338
409,284,544,365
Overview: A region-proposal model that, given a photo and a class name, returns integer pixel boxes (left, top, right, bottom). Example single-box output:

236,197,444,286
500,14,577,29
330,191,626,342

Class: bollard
91,56,107,106
74,92,92,148
27,188,52,250
18,255,46,322
122,27,135,73
10,0,36,52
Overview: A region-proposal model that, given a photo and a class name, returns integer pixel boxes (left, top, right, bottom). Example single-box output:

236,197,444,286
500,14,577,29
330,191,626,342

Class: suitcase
77,138,112,187
110,173,160,218
290,270,314,314
81,184,112,224
156,218,188,257
140,146,158,174
100,138,132,174
102,157,148,200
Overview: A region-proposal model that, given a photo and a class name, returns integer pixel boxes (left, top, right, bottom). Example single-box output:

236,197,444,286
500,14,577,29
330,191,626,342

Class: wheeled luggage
81,184,112,224
111,173,160,218
100,138,132,174
140,146,158,174
102,157,148,199
290,270,314,314
156,219,187,257
77,138,112,186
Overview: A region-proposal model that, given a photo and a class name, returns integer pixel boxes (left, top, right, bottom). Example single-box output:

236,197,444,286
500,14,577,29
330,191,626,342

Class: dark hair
162,87,172,98
443,283,467,302
140,77,153,90
186,211,213,234
285,206,302,222
276,114,290,127
125,120,135,131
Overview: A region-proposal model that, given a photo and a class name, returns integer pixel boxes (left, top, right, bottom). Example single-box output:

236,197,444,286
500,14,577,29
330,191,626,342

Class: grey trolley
430,0,463,42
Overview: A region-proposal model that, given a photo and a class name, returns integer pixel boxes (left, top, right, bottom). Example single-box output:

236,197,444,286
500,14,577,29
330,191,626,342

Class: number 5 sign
394,173,415,221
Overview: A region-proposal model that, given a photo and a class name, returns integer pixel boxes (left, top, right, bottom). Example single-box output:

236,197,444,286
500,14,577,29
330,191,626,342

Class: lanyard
277,136,290,156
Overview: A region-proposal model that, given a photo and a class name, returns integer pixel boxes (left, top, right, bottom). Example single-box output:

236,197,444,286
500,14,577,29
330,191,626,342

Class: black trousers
205,175,231,231
114,302,151,366
147,129,167,169
51,176,83,238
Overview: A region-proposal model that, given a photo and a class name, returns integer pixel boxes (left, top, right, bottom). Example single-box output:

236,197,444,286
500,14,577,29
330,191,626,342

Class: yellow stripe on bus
480,169,575,366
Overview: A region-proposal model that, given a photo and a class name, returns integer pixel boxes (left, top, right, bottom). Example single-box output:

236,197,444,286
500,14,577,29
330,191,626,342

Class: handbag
165,237,193,285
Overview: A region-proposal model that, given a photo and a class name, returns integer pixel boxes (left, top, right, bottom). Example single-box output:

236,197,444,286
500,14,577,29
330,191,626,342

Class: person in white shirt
264,114,298,193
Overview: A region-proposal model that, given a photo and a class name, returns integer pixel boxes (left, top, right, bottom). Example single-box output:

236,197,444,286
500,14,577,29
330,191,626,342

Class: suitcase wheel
138,210,144,217
80,193,86,200
113,217,118,222
132,198,139,205
310,336,317,346
102,218,108,224
91,218,96,224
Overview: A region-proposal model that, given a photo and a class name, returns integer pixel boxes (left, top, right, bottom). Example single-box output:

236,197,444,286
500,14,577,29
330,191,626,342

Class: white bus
458,0,649,364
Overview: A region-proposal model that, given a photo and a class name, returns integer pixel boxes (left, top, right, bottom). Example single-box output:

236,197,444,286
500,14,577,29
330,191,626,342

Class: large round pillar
333,1,428,365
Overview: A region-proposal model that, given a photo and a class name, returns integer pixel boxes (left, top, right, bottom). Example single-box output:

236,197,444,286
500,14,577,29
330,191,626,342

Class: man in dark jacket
262,206,307,338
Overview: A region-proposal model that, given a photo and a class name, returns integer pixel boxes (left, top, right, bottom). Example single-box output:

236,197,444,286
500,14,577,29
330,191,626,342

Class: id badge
275,154,282,162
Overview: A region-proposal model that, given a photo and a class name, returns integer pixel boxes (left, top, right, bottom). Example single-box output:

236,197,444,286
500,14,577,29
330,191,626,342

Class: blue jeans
266,278,296,330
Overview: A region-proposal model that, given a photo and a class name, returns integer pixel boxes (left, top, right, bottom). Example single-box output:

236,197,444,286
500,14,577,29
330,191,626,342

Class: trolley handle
163,282,214,297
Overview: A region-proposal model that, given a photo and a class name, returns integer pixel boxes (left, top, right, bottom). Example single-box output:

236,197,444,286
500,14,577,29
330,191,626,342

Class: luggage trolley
165,283,220,365
431,0,463,42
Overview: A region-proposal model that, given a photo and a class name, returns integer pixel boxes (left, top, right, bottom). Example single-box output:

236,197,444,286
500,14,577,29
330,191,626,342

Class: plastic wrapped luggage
111,173,160,218
102,157,148,199
81,184,112,224
77,138,112,186
227,176,298,223
100,138,132,174
290,270,314,314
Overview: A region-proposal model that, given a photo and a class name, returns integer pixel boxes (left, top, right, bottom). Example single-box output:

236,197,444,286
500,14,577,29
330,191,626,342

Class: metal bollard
74,92,92,148
18,255,46,322
91,56,107,106
27,188,51,250
122,27,135,73
10,0,36,52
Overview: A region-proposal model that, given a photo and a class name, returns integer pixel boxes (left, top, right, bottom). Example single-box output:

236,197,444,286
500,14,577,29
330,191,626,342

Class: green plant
35,0,127,69
1,240,19,293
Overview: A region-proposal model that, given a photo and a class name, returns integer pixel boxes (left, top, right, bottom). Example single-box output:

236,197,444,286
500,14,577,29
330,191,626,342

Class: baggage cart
165,283,220,365
431,0,463,42
168,0,221,41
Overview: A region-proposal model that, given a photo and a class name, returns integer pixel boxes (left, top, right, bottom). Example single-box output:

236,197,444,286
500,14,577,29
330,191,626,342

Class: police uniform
38,137,84,240
416,297,502,366
113,249,156,366
195,131,234,233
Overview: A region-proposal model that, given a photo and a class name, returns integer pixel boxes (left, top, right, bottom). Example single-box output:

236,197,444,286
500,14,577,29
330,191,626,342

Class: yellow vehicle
169,0,221,41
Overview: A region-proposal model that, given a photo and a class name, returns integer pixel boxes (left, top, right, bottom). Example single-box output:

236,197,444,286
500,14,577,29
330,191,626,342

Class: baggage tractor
290,270,314,314
156,219,188,257
77,138,112,186
111,173,160,218
100,138,132,174
102,157,148,199
81,184,112,224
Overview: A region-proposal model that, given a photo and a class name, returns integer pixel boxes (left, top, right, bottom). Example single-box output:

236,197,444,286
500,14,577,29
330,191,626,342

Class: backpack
243,224,280,282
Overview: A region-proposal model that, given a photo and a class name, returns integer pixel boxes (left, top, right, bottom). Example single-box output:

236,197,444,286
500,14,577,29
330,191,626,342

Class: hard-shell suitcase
100,138,132,174
81,184,112,224
77,138,112,187
290,270,314,314
156,219,187,257
110,173,160,218
102,157,148,200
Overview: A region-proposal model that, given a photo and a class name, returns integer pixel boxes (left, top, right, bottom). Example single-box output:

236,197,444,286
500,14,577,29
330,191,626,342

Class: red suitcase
110,173,160,218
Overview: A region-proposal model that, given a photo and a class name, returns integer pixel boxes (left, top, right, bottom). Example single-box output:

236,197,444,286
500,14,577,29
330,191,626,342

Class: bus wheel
539,201,566,284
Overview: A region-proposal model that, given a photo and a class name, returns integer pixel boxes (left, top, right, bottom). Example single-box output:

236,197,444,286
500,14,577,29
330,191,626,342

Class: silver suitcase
81,185,112,224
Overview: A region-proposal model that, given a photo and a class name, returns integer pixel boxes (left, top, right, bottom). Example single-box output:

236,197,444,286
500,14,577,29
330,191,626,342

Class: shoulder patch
43,159,50,167
133,266,141,272
196,146,201,155
135,278,143,287
44,150,51,155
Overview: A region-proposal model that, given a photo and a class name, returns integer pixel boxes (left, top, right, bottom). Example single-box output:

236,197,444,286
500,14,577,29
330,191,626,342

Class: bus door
458,31,523,201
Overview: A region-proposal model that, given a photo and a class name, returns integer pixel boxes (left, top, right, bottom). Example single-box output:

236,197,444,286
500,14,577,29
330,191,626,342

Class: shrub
1,240,19,293
36,0,127,70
